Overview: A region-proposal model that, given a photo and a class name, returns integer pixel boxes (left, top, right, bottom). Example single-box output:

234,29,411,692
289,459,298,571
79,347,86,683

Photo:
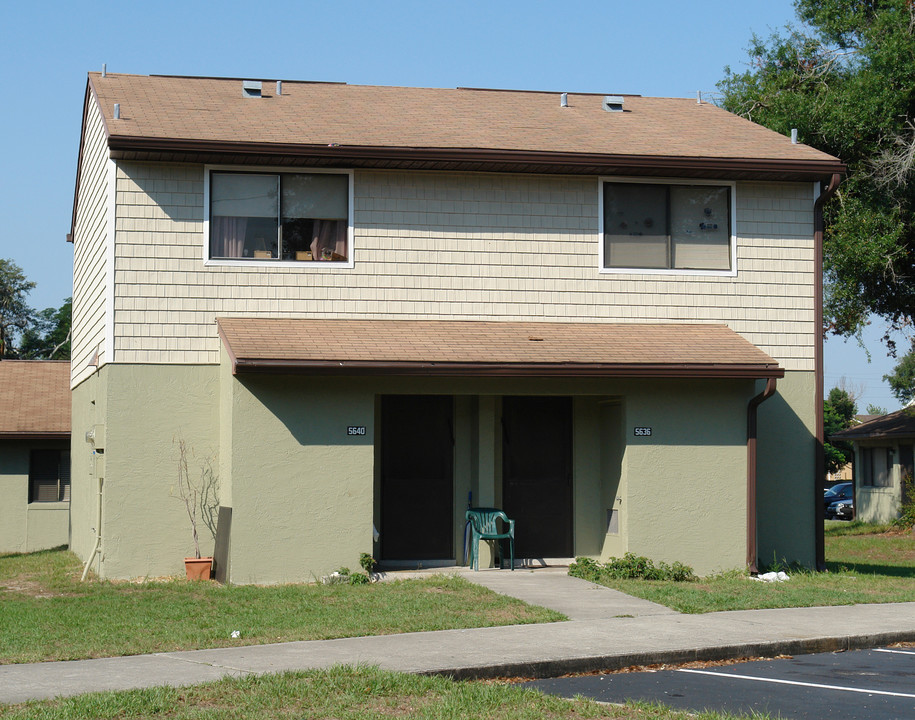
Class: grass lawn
576,522,915,613
0,549,563,665
0,665,766,720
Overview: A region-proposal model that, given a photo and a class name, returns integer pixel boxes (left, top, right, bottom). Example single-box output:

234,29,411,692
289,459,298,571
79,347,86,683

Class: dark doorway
502,396,573,558
380,395,454,560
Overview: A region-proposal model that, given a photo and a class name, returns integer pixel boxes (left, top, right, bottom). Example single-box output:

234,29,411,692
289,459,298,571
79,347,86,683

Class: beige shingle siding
110,165,815,370
71,98,110,387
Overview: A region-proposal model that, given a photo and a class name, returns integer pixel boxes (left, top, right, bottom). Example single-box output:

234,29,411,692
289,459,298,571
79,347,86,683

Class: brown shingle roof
0,361,71,437
216,318,782,378
86,73,843,180
830,407,915,440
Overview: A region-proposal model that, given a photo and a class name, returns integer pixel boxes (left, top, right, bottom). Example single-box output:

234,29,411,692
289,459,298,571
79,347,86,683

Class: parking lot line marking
875,649,915,656
676,669,915,699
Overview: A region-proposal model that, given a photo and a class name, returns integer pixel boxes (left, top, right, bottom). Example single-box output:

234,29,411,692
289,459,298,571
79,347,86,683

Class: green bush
569,553,696,582
895,471,915,530
359,552,377,574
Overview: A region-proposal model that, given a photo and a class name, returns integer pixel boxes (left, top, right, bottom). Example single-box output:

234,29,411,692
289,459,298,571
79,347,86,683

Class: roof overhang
830,408,915,441
216,318,784,379
107,136,845,183
0,432,70,441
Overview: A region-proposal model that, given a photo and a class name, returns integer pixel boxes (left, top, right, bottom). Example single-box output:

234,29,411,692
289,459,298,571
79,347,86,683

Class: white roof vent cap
242,80,263,98
603,95,625,112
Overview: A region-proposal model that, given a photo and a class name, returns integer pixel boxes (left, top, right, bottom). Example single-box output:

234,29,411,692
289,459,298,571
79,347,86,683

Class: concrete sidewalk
2,570,915,705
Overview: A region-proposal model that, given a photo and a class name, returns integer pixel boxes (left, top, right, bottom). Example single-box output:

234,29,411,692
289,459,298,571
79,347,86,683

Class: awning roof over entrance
216,318,783,379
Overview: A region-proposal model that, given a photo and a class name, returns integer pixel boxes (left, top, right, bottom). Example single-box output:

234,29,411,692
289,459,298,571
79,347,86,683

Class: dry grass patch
0,550,563,665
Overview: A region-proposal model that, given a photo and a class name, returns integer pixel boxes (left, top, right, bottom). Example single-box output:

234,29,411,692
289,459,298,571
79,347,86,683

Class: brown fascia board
105,135,846,182
0,432,71,440
229,358,785,379
68,80,93,243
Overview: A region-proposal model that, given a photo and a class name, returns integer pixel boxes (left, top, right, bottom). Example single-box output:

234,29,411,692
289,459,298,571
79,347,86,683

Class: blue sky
0,0,904,411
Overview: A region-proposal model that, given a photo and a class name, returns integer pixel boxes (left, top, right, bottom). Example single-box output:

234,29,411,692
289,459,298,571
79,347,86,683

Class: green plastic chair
465,507,515,571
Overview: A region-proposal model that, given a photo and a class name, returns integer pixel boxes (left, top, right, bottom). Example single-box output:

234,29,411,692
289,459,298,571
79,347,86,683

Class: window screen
604,182,731,271
29,449,70,503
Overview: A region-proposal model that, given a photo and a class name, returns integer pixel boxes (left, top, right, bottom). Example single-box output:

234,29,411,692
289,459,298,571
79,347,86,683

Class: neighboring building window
602,181,733,272
29,449,70,503
208,171,350,262
861,446,894,487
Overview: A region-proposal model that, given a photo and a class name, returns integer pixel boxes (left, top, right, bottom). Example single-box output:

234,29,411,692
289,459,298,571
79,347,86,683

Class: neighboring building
68,72,844,582
831,408,915,523
0,361,71,553
827,414,880,485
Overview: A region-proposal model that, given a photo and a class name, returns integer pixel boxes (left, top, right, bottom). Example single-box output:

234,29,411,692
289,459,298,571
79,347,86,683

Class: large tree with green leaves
884,338,915,404
0,258,36,358
824,386,858,474
718,0,915,345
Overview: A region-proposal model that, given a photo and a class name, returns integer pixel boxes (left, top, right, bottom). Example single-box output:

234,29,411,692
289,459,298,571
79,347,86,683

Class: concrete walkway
2,569,915,705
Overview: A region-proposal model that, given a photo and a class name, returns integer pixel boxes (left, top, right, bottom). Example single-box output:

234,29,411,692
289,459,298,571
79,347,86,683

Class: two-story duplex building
69,72,843,583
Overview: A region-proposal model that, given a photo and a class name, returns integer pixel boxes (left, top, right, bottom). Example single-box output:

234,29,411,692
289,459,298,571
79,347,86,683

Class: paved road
524,646,915,719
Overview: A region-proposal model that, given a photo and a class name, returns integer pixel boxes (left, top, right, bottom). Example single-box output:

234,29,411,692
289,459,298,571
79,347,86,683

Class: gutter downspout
747,377,778,574
814,173,842,571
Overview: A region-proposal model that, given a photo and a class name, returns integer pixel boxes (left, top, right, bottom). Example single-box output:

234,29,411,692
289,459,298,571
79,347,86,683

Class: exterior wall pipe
814,172,842,570
80,474,103,581
747,376,778,573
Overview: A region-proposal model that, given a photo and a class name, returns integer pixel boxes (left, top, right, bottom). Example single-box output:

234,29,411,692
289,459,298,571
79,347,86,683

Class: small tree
824,387,857,476
19,298,71,360
173,438,219,559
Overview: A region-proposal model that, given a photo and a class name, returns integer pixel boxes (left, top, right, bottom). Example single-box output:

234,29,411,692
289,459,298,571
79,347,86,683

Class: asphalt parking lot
523,647,915,719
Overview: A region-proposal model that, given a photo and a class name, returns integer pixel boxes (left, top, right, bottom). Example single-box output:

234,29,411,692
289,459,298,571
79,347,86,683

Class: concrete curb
428,630,915,680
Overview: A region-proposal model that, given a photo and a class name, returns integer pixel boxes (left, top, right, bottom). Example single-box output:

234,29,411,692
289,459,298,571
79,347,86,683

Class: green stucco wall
756,371,816,568
0,440,70,553
71,364,219,579
70,364,815,582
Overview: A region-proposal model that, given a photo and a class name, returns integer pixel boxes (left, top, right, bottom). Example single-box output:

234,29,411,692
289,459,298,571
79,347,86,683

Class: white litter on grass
322,571,348,585
230,630,240,638
752,571,789,582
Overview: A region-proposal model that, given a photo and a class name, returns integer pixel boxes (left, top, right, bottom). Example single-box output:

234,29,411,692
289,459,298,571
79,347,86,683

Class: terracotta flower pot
184,556,213,581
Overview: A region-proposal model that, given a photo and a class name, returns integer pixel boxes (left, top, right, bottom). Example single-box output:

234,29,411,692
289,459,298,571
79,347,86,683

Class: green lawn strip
575,523,915,614
0,665,767,720
0,551,563,665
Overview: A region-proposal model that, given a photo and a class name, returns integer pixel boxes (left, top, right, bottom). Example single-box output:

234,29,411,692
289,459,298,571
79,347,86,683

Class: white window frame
598,177,737,277
203,165,355,269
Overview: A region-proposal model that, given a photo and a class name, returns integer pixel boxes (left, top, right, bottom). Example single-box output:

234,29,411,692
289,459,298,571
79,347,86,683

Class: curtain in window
211,217,248,258
310,220,348,261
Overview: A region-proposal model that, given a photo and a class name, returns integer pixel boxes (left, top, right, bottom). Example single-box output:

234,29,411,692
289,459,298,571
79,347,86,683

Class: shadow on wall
119,164,203,224
237,375,373,448
755,388,815,566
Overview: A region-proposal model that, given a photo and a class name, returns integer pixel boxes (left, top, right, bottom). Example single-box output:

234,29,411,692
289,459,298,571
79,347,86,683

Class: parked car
824,482,853,510
826,497,854,520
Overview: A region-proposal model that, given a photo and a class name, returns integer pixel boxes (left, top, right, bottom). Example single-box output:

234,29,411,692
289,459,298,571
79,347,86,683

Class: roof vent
603,95,624,112
560,92,568,107
242,80,263,98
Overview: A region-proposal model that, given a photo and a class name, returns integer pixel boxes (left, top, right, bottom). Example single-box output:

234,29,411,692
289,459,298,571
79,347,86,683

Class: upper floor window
601,180,734,274
29,449,70,503
208,170,352,264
